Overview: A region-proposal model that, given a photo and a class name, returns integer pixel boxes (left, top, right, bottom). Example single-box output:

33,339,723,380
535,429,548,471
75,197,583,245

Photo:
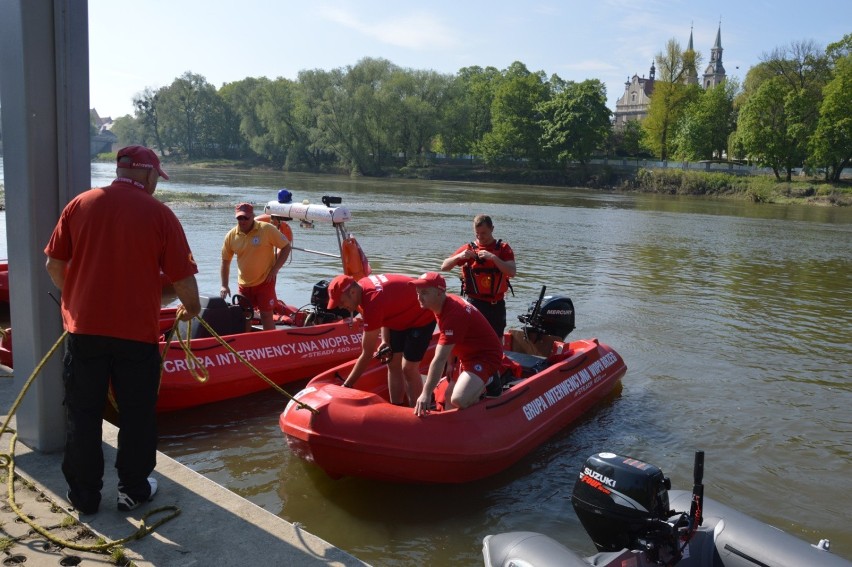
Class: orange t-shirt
44,179,198,343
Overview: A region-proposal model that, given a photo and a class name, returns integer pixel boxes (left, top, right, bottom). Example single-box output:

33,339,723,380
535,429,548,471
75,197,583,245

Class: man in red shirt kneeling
410,272,503,416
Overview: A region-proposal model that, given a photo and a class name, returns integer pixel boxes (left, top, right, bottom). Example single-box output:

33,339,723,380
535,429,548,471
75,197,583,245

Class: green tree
809,53,852,180
539,79,611,165
219,77,268,159
737,77,806,180
155,72,222,159
382,68,451,165
300,59,396,175
673,79,738,160
109,114,147,147
253,78,313,168
610,119,649,157
643,39,701,160
133,87,164,154
477,62,553,167
439,66,500,158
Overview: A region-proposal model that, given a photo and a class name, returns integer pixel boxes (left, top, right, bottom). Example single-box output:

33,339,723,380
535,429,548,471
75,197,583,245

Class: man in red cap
327,273,435,406
410,272,503,416
45,145,201,514
220,202,291,330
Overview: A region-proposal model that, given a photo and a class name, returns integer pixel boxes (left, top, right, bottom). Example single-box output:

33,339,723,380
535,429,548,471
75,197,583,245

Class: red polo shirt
45,179,198,344
359,273,434,331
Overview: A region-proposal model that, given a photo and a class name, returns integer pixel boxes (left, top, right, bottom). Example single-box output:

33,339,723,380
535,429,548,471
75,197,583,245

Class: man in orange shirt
45,146,200,514
220,203,291,330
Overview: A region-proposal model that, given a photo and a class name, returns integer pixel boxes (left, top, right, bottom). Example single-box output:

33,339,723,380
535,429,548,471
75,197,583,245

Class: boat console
176,295,247,339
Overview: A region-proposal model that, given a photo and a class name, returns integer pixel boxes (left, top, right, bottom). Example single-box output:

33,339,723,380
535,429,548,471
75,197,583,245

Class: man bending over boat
411,272,503,416
327,273,436,406
220,203,291,330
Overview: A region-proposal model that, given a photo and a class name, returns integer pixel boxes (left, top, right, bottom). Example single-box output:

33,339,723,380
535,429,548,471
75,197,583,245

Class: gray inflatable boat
483,451,851,567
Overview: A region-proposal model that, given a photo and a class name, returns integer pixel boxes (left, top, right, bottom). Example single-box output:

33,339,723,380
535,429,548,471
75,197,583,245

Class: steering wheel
231,294,254,320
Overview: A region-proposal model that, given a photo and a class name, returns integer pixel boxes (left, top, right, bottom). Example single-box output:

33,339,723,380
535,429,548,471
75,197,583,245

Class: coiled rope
0,330,180,554
0,312,319,556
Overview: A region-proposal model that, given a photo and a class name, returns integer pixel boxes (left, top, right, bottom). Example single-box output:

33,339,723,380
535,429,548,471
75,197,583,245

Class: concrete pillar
0,0,90,451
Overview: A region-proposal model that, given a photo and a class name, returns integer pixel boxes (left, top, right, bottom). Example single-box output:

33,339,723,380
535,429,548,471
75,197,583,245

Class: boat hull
157,315,364,412
0,261,8,304
280,337,626,483
483,490,852,567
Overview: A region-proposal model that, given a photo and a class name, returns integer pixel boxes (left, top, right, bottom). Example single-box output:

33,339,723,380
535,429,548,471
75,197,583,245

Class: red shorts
459,360,501,384
238,280,277,312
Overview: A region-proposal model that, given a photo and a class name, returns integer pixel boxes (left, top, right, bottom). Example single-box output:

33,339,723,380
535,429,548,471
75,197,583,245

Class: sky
88,0,850,120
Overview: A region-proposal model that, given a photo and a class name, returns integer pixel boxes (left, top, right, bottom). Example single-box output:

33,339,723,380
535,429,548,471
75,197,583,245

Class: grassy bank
627,168,851,206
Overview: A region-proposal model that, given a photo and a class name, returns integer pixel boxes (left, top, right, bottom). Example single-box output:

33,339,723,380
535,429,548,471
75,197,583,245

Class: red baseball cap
234,203,254,217
116,145,169,180
327,274,356,309
409,272,446,291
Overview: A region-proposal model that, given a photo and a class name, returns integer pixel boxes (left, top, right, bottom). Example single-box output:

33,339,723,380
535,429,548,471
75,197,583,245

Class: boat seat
176,296,246,339
503,350,548,377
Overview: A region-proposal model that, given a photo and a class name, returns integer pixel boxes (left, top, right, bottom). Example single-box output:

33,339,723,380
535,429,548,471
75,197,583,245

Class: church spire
713,19,722,49
685,23,699,86
703,21,726,88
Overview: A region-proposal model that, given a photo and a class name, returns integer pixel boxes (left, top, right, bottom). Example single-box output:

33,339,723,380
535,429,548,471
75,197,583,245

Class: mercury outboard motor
310,279,351,323
571,452,704,566
518,286,575,340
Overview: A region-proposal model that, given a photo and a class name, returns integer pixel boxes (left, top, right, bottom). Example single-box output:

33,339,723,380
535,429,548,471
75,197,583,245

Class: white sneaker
117,477,158,511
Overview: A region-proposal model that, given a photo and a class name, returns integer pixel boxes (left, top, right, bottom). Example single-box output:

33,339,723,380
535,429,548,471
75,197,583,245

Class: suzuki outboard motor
518,286,576,340
571,452,673,555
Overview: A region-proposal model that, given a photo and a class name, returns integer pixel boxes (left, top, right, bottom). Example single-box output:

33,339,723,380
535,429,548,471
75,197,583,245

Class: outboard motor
571,452,704,566
310,279,351,323
518,286,575,340
571,452,672,553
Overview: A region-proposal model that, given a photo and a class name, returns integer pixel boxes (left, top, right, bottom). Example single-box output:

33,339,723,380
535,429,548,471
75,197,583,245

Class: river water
2,162,850,565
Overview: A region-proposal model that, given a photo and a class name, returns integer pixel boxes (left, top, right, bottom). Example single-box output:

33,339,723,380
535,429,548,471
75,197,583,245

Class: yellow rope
2,429,180,553
0,311,320,555
168,318,210,383
0,330,180,555
189,316,318,414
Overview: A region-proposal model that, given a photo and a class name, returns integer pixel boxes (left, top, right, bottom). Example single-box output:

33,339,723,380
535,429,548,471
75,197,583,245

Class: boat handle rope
0,330,180,557
166,316,318,415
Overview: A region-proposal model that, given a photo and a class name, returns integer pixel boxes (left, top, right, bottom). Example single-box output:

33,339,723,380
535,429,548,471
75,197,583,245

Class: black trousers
468,298,507,338
62,333,159,509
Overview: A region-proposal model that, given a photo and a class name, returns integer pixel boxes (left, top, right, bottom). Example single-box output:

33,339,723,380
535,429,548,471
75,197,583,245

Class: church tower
703,23,726,88
684,26,699,86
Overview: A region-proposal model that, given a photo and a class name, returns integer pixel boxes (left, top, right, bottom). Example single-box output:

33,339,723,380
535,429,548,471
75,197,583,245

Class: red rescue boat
156,195,373,412
0,260,9,304
280,289,627,483
155,300,365,412
2,195,376,413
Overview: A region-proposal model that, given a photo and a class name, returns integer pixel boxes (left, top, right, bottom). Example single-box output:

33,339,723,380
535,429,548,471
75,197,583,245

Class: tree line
107,33,851,182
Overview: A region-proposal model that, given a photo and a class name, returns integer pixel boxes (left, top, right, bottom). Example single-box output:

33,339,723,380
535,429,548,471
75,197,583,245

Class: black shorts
388,320,436,362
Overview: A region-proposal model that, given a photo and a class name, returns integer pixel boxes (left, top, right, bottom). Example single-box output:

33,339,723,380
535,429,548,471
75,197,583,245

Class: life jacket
255,213,294,244
460,240,513,301
341,236,372,281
